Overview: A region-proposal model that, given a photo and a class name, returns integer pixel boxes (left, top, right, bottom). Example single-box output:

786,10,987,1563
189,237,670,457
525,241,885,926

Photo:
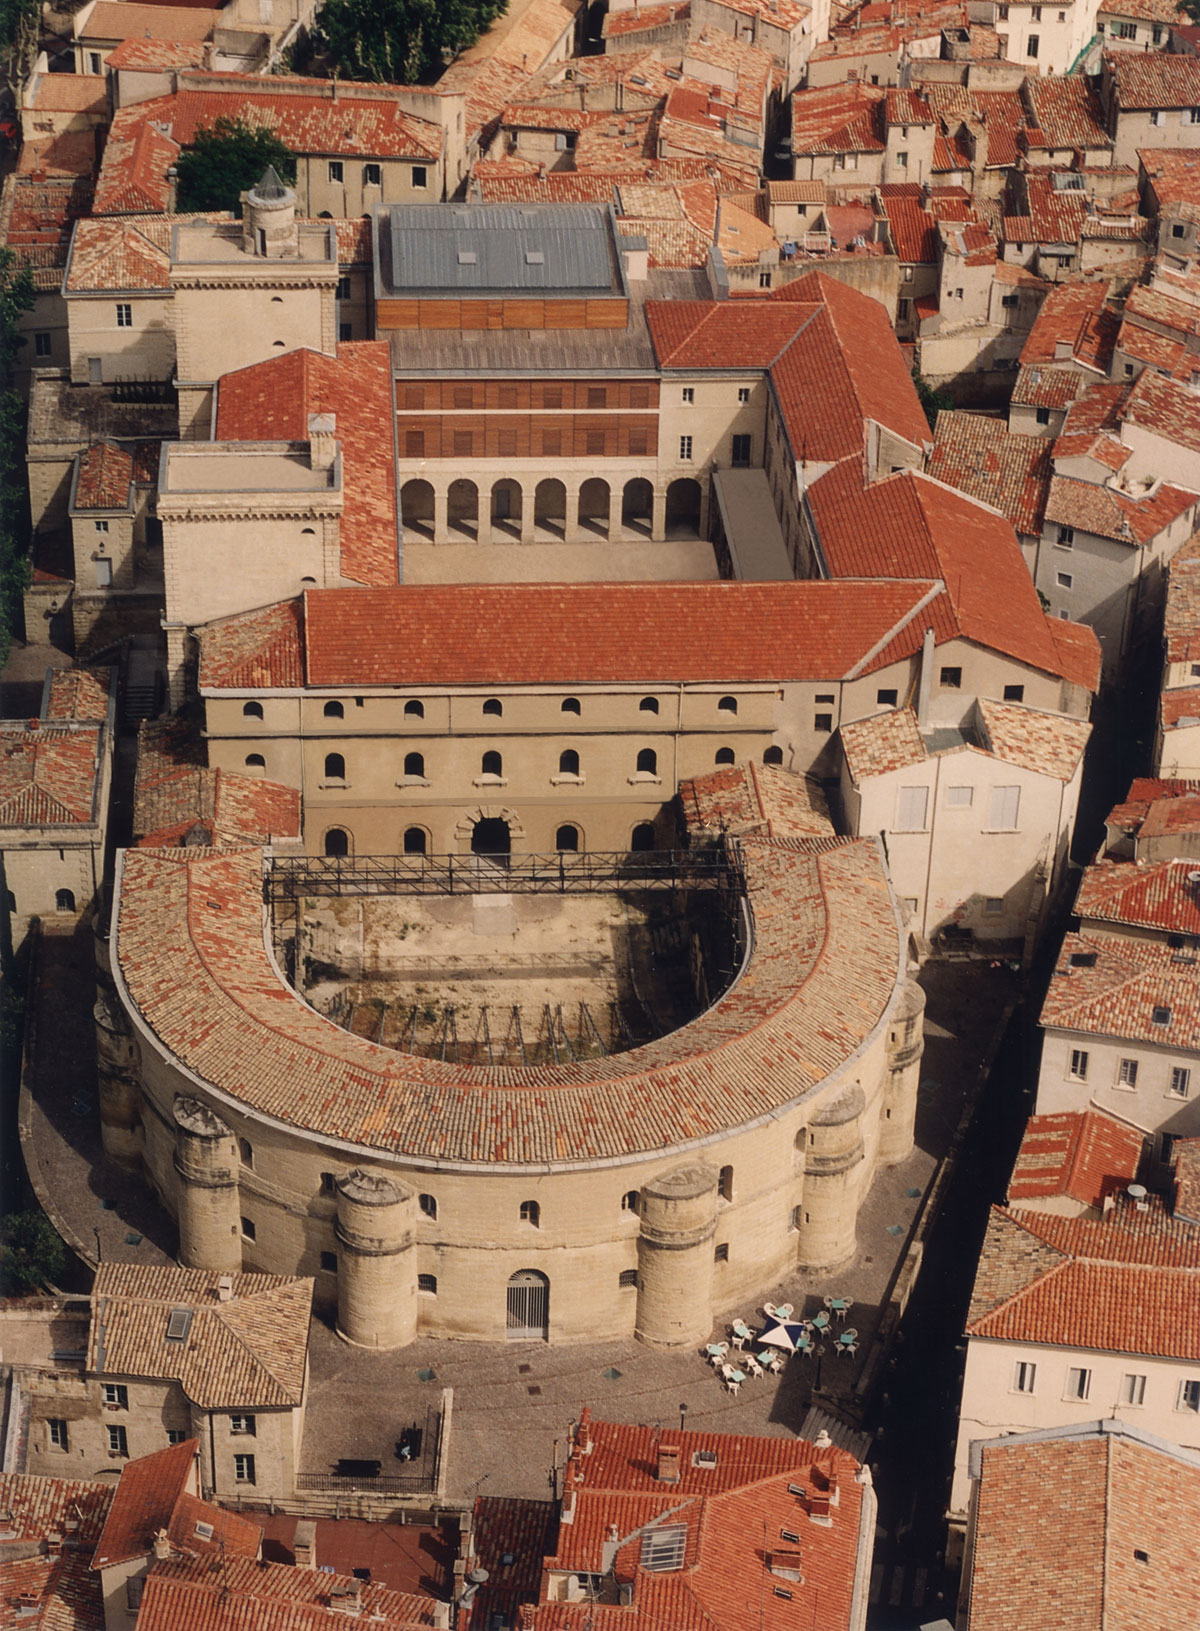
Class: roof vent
657,1444,681,1483
194,1521,214,1542
457,250,477,265
1127,1183,1149,1212
165,1307,192,1342
525,249,545,264
216,1274,234,1302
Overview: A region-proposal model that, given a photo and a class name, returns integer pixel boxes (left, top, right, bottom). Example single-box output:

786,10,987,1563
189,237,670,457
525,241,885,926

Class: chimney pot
657,1444,681,1484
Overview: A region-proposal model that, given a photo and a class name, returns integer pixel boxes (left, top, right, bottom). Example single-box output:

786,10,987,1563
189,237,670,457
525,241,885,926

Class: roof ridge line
211,1283,304,1401
845,578,944,679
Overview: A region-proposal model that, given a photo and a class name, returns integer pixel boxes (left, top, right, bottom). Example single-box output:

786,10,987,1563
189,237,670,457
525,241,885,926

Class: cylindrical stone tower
797,1084,866,1272
635,1164,719,1349
94,988,142,1169
879,979,926,1165
172,1097,243,1272
240,166,299,259
335,1169,417,1350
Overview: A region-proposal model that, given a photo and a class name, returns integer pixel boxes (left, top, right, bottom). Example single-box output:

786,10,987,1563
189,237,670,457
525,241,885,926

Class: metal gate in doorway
506,1269,549,1340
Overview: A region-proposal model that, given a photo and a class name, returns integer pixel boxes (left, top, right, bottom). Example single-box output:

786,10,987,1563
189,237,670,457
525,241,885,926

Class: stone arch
621,477,653,536
401,479,434,541
491,478,523,539
534,478,566,539
453,806,527,847
447,478,478,541
578,477,610,537
665,477,702,538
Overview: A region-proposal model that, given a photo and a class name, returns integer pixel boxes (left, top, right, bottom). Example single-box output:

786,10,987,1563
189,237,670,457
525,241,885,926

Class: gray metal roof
386,202,625,296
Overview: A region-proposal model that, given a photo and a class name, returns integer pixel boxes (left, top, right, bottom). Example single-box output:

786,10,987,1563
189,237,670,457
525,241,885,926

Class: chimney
656,1444,681,1484
576,1408,593,1455
216,1274,234,1303
44,1533,63,1560
433,1606,451,1630
308,413,338,472
915,627,935,728
153,1528,172,1561
293,1520,317,1569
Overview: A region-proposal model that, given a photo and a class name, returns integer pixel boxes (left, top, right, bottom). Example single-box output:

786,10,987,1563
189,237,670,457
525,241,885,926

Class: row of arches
400,477,702,543
322,819,659,858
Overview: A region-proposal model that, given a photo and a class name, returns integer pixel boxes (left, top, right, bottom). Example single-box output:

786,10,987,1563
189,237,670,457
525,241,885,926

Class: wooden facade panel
377,298,420,328
503,300,547,328
393,409,660,462
420,300,463,329
543,300,588,330
585,299,630,329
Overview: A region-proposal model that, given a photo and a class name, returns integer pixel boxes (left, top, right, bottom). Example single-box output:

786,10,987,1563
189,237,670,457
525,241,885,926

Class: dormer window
1153,1005,1172,1026
640,1524,687,1572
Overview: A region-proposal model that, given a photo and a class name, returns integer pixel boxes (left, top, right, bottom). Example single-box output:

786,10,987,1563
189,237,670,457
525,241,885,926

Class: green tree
174,118,298,215
0,248,34,670
316,0,509,84
0,0,39,97
0,1211,67,1295
1178,0,1200,23
912,367,955,431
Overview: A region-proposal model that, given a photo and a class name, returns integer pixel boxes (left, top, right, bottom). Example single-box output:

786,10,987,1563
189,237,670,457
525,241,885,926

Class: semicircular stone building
104,827,924,1349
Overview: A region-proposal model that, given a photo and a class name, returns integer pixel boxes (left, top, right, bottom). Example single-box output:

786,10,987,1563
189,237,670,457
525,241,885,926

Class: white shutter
988,785,1020,829
896,785,929,831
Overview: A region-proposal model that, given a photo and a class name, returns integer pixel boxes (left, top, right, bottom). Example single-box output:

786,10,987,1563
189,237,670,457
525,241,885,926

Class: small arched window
55,888,75,912
520,1199,541,1228
245,753,265,769
636,747,657,775
715,747,736,766
718,695,738,714
619,1268,638,1288
555,824,579,852
404,751,425,779
631,822,656,852
482,698,503,717
242,701,263,719
763,746,784,766
324,701,344,719
621,1189,640,1214
561,697,581,715
639,696,659,714
482,750,503,777
418,1274,438,1295
324,827,349,857
324,752,345,780
558,748,580,776
238,1138,253,1168
719,1165,734,1202
301,527,316,536
419,1193,437,1219
403,827,427,854
404,699,424,719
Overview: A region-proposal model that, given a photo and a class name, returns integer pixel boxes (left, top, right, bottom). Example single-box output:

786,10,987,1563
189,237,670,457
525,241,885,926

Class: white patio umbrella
758,1318,809,1351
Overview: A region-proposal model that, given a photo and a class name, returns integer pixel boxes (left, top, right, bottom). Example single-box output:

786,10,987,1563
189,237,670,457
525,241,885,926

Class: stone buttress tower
94,988,142,1169
879,979,926,1165
172,1097,243,1272
796,1084,866,1273
335,1169,417,1349
635,1164,719,1348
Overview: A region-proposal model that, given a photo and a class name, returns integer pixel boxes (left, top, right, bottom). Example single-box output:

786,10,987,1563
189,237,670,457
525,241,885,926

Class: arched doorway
471,816,511,857
401,479,435,541
578,477,610,537
631,822,656,852
324,827,350,857
621,477,653,537
492,479,522,540
665,477,702,538
506,1269,549,1340
534,479,566,538
447,478,478,541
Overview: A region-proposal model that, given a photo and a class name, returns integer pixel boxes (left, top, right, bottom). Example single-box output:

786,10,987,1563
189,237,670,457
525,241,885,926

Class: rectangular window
89,51,101,72
759,270,772,288
814,712,833,732
1116,18,1135,35
102,1384,128,1408
895,785,929,831
338,322,352,342
738,387,751,403
107,1425,129,1456
682,387,694,404
940,666,962,689
877,688,898,706
404,385,423,409
115,303,132,328
1027,33,1039,56
732,434,751,466
230,1414,256,1436
234,1453,256,1484
48,1419,68,1450
679,435,693,461
363,162,381,186
628,429,648,456
946,786,973,808
1001,294,1018,309
241,1216,256,1241
94,519,109,533
498,385,518,408
585,430,605,456
1066,1366,1091,1400
1179,1379,1200,1412
412,166,427,189
1069,1048,1089,1081
896,151,908,169
587,387,606,408
1117,1058,1139,1089
1152,109,1166,126
984,897,1003,915
898,298,910,321
1013,1360,1036,1393
34,331,51,357
1170,1067,1191,1099
1122,1373,1146,1406
335,275,351,300
542,431,562,457
1036,407,1051,426
126,1578,144,1612
543,387,562,409
1056,525,1074,548
167,1429,187,1444
1003,685,1024,702
1191,108,1200,125
499,429,518,457
988,786,1020,830
630,385,650,408
328,161,344,183
641,1524,687,1572
405,430,424,458
1056,571,1073,590
453,431,472,457
453,386,473,408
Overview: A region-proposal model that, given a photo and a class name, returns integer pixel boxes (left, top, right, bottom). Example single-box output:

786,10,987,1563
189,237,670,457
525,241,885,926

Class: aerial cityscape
1,0,1200,1622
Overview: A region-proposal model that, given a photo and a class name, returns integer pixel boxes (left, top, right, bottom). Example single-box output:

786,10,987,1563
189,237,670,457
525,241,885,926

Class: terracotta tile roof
1165,532,1200,662
1025,75,1112,153
924,84,1028,170
1047,616,1105,694
113,833,904,1166
1106,776,1200,841
603,1,690,35
529,1415,867,1631
790,81,885,157
92,1440,199,1568
1138,145,1200,208
29,72,107,115
965,1426,1200,1631
1107,50,1200,112
1161,685,1200,729
104,35,210,70
332,215,372,263
1019,278,1115,370
677,761,834,838
928,411,1052,536
839,707,925,780
79,2,218,42
1053,381,1132,471
991,255,1046,291
65,216,171,291
0,1471,112,1630
165,1491,263,1562
133,717,302,846
1007,1109,1144,1209
1124,365,1200,454
977,697,1091,780
0,723,103,828
1011,363,1087,412
1041,927,1200,1047
0,172,96,292
47,668,113,723
965,1198,1200,1358
765,178,827,204
1176,1137,1200,1223
89,1263,312,1410
466,1498,558,1630
204,580,935,690
807,463,1100,689
93,114,181,215
137,1554,438,1629
73,440,135,511
215,345,397,588
1044,473,1197,548
1075,856,1200,935
476,159,754,203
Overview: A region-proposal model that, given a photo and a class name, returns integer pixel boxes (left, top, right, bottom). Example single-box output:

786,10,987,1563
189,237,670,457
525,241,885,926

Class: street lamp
679,1402,688,1433
93,1227,102,1263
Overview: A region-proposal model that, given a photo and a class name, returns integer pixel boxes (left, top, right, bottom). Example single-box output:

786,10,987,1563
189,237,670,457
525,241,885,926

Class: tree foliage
1178,0,1200,24
316,0,509,84
912,367,955,430
0,248,34,670
0,1211,67,1295
0,0,39,98
174,118,298,215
